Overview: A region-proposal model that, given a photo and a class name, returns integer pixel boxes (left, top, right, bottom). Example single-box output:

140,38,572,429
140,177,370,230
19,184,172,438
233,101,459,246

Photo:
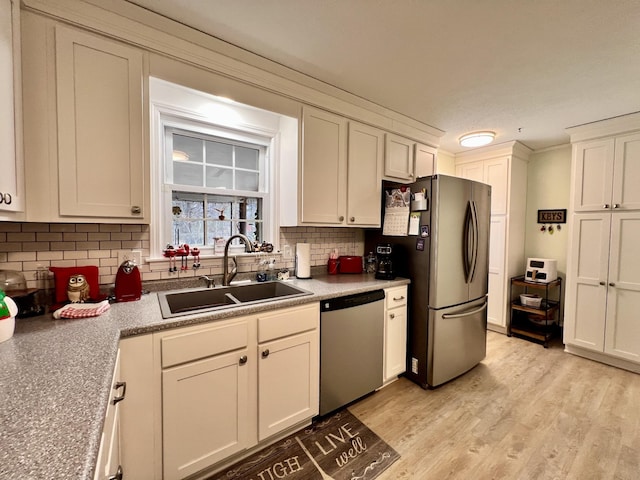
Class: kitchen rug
207,409,399,480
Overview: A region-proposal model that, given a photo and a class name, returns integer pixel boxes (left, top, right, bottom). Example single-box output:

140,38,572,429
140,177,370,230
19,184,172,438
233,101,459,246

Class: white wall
524,145,571,277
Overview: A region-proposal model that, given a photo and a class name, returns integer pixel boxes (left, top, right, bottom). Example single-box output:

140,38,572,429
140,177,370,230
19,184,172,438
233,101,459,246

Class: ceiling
127,0,640,153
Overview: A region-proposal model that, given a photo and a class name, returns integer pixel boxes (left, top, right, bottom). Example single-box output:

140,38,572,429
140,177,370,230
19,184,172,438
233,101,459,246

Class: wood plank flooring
349,331,640,480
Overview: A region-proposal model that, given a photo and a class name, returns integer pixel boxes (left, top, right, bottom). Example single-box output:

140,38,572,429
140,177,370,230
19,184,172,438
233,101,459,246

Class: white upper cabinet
300,107,382,227
300,106,348,224
55,25,146,219
347,121,383,226
21,13,149,223
0,0,24,216
384,133,414,181
456,156,509,215
414,143,437,178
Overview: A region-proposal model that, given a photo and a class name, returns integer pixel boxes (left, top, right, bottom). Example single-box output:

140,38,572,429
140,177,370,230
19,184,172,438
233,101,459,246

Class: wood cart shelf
508,276,562,347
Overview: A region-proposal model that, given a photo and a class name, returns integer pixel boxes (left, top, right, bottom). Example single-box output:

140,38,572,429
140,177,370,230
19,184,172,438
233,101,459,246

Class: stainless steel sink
158,281,313,318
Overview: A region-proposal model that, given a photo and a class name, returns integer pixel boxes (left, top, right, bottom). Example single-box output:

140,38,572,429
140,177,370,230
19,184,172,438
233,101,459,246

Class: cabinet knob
350,217,355,222
389,313,395,319
239,355,248,365
613,204,621,209
0,193,11,205
338,216,344,222
599,281,606,286
262,349,270,358
112,381,126,405
609,282,616,287
603,204,610,209
108,465,123,480
131,205,142,215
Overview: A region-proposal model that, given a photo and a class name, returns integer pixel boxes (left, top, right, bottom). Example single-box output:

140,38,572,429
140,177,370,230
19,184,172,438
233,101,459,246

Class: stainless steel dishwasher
319,289,385,416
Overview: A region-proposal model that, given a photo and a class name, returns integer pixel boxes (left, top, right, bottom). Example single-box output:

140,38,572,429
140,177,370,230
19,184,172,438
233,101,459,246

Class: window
149,77,298,260
165,128,269,249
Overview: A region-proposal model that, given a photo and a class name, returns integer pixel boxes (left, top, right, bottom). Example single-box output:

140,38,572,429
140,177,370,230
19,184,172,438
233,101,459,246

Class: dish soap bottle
365,251,377,274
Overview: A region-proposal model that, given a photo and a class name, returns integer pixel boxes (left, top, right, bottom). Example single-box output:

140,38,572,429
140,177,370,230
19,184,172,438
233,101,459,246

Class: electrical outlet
411,357,418,374
117,250,142,266
283,244,292,259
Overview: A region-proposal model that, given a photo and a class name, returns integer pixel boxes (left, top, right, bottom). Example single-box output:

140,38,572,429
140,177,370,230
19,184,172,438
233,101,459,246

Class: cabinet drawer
161,320,249,368
258,303,319,343
385,286,408,309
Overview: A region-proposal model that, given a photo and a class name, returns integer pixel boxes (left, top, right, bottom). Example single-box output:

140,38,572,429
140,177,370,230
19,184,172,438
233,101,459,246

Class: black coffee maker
375,243,396,280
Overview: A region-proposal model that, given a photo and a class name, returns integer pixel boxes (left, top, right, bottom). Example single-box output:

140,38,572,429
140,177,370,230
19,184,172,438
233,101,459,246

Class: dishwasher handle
442,302,487,319
320,289,385,312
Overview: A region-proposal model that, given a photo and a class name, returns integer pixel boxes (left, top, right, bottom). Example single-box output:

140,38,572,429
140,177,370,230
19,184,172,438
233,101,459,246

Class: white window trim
149,78,284,262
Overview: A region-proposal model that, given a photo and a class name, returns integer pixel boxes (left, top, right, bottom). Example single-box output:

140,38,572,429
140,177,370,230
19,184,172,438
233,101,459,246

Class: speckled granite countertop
0,274,409,480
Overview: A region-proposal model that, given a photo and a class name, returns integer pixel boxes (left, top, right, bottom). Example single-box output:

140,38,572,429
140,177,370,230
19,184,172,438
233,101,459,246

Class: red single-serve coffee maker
114,260,142,302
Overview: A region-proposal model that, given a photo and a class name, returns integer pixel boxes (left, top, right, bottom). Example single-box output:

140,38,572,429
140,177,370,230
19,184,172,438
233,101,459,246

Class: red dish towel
52,300,111,319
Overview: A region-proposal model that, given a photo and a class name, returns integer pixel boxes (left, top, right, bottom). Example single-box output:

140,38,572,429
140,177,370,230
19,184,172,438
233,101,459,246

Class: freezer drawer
428,297,487,387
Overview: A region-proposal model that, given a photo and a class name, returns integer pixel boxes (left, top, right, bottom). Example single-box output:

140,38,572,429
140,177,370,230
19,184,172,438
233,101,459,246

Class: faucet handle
200,275,215,288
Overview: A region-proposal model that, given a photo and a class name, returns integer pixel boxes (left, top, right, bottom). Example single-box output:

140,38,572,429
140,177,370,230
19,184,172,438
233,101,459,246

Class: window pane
206,166,233,188
206,141,233,166
174,162,203,186
173,220,204,246
173,135,203,163
207,220,231,241
236,146,259,170
236,171,259,191
172,198,204,218
209,200,232,220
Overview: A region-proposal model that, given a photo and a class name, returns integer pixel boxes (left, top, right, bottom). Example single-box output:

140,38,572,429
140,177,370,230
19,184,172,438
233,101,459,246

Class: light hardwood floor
350,331,640,480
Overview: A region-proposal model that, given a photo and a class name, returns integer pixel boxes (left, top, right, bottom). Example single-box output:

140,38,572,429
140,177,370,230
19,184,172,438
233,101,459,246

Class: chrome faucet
200,275,216,288
222,234,253,286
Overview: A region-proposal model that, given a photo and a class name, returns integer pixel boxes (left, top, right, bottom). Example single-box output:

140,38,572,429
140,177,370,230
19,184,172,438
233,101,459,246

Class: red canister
327,258,340,275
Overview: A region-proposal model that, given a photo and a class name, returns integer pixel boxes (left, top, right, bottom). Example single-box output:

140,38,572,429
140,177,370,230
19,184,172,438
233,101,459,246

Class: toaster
525,258,557,283
337,256,363,274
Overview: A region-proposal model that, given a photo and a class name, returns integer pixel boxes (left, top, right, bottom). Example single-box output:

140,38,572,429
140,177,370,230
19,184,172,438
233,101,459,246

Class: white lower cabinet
383,286,408,384
156,303,319,480
94,350,124,480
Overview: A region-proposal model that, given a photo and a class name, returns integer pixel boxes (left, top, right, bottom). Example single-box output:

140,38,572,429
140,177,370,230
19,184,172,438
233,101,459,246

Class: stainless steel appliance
366,174,491,388
319,289,385,415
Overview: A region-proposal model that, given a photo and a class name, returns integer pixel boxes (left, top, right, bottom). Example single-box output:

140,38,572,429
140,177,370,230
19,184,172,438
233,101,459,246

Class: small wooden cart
508,275,562,347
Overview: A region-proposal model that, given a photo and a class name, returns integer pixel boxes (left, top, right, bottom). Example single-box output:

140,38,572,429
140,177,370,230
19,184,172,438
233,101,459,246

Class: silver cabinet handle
108,465,123,480
239,355,248,365
0,192,3,204
112,381,126,405
131,205,142,215
603,204,610,209
393,296,405,301
262,349,270,358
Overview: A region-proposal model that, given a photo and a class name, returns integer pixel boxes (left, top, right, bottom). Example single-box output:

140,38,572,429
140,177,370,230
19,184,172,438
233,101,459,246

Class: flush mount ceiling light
459,131,495,148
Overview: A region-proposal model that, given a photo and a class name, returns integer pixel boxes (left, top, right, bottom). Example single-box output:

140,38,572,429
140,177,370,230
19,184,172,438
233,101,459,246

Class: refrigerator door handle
469,200,479,283
441,301,487,319
464,202,472,282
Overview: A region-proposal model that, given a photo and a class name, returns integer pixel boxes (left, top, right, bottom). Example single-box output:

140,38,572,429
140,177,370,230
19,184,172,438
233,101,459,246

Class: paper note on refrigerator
382,188,411,236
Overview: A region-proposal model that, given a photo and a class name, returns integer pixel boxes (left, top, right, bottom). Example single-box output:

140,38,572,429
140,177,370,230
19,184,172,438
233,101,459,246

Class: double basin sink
158,281,313,318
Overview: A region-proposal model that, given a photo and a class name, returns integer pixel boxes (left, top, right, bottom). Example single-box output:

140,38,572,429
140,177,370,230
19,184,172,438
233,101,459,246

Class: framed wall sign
537,209,566,224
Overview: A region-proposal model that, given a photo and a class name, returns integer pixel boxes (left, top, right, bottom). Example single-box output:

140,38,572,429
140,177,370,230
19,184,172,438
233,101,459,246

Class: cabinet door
258,330,318,441
612,132,640,210
55,25,145,219
604,212,640,362
384,306,407,382
487,216,506,330
384,133,415,181
300,107,347,224
484,157,509,215
456,161,484,183
162,350,250,480
347,121,383,226
0,0,23,214
415,143,436,178
564,213,611,351
572,139,615,212
94,350,122,480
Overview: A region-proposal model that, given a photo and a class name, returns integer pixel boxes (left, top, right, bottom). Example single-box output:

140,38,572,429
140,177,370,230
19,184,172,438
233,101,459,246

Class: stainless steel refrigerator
366,174,491,388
